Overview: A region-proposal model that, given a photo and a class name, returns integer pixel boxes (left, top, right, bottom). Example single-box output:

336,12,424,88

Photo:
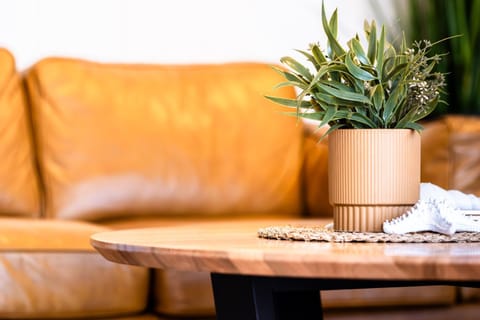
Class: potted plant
267,3,446,232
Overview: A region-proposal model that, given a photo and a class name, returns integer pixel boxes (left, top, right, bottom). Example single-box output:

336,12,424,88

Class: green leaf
345,112,377,128
397,121,424,132
313,91,365,108
394,95,438,129
382,45,397,78
288,111,325,121
264,96,311,109
371,84,384,112
383,85,406,124
322,3,346,59
411,96,440,123
338,70,367,93
400,32,408,56
317,83,372,105
311,43,327,65
271,66,308,85
383,62,408,82
280,56,313,81
345,52,377,81
319,123,345,140
294,64,332,106
366,20,377,64
376,25,385,80
283,111,298,117
422,59,438,75
318,79,355,93
329,7,338,38
284,111,323,122
369,108,385,127
295,49,320,71
331,110,377,128
318,105,337,128
274,81,307,90
350,38,371,65
311,92,338,107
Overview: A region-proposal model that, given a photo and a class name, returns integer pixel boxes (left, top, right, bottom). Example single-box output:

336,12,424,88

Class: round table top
90,218,480,281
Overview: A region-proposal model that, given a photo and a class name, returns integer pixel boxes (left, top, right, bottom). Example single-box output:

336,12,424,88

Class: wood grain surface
90,218,480,281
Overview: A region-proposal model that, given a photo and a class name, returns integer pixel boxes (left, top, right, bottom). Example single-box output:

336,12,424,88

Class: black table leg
273,290,323,319
211,273,323,320
211,274,480,320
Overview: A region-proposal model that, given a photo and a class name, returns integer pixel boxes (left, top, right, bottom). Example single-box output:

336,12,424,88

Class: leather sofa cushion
153,270,215,317
26,59,301,220
421,115,480,195
0,48,40,217
0,218,148,319
460,287,480,303
321,286,456,308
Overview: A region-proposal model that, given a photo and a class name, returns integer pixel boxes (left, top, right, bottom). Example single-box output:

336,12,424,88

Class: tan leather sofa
0,46,479,319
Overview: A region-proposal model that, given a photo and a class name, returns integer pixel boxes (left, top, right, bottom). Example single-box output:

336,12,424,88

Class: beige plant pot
328,129,421,232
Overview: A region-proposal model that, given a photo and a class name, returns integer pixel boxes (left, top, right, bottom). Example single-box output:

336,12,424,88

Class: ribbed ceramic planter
328,129,421,232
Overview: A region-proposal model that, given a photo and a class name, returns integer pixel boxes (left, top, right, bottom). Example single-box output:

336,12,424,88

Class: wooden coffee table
90,218,480,320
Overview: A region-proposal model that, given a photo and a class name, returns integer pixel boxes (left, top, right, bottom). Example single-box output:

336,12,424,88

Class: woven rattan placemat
257,225,480,243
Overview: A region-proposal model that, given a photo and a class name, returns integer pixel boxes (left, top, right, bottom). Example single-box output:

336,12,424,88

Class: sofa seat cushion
0,218,148,319
153,269,215,317
26,59,301,221
321,286,456,309
460,287,480,303
0,48,40,217
101,214,299,230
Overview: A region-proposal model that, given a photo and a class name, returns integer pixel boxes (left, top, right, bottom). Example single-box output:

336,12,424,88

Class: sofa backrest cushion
26,58,302,220
0,48,40,217
421,115,480,196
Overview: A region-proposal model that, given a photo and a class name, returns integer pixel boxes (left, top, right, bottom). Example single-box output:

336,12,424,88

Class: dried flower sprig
402,40,446,119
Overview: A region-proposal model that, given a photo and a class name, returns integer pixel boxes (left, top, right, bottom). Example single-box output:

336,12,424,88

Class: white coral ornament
383,183,480,235
420,182,480,211
383,200,454,235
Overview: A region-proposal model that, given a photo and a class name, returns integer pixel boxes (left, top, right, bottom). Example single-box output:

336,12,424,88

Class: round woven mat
257,225,480,243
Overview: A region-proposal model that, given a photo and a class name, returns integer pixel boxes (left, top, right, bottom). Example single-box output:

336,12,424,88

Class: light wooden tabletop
90,218,480,281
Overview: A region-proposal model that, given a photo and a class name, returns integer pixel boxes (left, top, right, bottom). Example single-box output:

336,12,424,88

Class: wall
0,0,401,71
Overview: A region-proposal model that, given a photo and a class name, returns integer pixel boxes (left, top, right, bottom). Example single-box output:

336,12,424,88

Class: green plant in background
267,3,447,137
405,0,479,115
